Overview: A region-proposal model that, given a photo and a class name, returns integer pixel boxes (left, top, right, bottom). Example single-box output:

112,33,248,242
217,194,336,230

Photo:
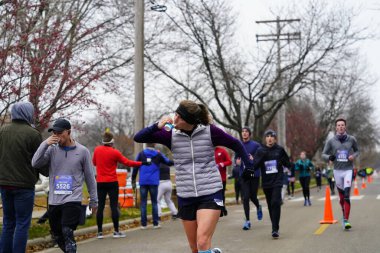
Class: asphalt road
40,178,380,253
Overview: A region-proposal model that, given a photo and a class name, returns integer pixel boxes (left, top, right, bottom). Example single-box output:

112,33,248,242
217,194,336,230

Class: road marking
351,195,364,200
318,196,338,201
314,224,330,235
290,196,314,202
377,195,380,200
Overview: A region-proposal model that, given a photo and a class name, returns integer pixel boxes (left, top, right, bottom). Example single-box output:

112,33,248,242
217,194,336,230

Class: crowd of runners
0,100,360,253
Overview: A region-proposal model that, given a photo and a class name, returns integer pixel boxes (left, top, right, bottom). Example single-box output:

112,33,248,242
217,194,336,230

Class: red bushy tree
0,0,133,130
286,99,324,159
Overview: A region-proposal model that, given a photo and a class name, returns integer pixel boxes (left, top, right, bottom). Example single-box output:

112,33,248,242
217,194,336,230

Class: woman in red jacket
92,131,146,239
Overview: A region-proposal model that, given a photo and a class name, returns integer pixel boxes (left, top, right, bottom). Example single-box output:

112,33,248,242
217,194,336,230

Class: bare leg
196,209,221,251
182,220,198,253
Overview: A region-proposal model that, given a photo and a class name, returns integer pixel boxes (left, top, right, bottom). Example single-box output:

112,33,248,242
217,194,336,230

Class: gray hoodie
32,141,98,207
11,101,34,125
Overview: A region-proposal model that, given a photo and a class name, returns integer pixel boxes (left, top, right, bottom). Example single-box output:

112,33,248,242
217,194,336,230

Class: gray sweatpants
157,180,178,216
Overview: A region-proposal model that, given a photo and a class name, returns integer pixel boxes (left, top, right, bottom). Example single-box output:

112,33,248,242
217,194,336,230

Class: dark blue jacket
132,148,173,186
236,140,261,178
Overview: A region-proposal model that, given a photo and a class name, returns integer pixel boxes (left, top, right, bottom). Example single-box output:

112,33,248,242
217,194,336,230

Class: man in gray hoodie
32,118,97,253
0,101,46,253
322,118,359,230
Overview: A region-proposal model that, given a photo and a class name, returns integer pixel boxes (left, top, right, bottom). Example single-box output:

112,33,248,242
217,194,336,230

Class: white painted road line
351,195,364,200
290,196,314,202
318,196,338,201
377,195,380,200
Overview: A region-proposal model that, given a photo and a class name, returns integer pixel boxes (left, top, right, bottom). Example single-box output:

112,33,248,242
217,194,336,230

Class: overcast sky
231,0,380,118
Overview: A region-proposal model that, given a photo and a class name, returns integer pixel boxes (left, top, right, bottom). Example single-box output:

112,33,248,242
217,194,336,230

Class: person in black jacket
243,129,293,239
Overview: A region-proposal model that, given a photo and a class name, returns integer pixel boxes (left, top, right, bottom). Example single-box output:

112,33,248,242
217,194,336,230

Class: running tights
241,177,260,221
299,176,311,200
338,187,351,220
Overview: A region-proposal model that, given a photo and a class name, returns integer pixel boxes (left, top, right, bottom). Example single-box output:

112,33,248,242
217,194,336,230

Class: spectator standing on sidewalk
133,143,173,229
0,101,47,253
157,163,178,220
92,131,143,239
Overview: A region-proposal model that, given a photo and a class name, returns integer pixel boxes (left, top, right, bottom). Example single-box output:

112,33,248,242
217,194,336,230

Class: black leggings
97,182,119,232
263,187,282,232
287,181,295,195
328,178,335,194
234,179,241,203
299,176,311,200
241,177,260,221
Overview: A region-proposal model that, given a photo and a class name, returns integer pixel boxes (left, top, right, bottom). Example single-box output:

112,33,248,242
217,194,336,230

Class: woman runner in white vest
134,100,253,253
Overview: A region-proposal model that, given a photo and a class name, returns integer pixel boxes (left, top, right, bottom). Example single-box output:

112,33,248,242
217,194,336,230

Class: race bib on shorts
265,160,278,174
336,150,349,162
54,175,73,195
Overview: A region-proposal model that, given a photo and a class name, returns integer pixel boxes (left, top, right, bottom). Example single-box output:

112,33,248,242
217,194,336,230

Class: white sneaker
97,232,104,239
113,231,126,238
212,248,223,253
153,224,161,229
140,226,147,230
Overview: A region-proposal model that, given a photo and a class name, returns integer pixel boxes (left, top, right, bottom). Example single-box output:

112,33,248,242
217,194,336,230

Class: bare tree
143,0,370,140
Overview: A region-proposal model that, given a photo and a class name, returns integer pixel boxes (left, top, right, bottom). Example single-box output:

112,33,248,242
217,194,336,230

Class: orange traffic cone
361,177,367,189
320,186,338,224
353,178,360,196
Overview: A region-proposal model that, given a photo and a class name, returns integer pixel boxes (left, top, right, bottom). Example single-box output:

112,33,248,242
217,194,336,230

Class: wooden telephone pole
256,17,301,150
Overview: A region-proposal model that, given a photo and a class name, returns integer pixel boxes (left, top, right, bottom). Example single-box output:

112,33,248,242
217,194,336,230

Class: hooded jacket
0,102,45,189
133,148,173,186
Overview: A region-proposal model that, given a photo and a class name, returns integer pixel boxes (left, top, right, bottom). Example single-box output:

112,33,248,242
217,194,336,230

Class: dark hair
335,118,346,126
242,126,252,136
178,100,211,125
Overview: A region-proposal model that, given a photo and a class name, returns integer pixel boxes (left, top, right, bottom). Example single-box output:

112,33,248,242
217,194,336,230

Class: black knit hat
242,126,252,136
264,129,277,137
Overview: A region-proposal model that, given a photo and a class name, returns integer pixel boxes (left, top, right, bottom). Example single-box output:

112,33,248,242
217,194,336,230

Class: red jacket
93,145,142,183
214,147,232,182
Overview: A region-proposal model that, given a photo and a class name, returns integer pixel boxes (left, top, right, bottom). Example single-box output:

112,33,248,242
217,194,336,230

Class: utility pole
134,0,144,158
256,17,301,150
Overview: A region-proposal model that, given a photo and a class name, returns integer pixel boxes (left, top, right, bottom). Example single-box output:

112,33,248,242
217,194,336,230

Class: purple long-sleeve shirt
134,123,253,169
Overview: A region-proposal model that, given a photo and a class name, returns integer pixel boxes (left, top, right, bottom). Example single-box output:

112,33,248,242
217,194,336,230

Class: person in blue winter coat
132,143,173,229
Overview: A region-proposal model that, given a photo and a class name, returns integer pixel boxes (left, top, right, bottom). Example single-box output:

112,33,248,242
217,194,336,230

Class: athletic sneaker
212,248,223,253
153,224,161,229
257,205,263,220
344,220,352,230
304,200,307,206
113,231,126,238
97,232,104,239
272,231,280,239
172,214,177,220
307,199,312,206
140,226,147,230
242,220,251,230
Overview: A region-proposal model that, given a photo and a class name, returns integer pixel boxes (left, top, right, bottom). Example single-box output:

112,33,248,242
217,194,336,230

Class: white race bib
336,150,349,162
265,160,278,174
54,175,73,195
